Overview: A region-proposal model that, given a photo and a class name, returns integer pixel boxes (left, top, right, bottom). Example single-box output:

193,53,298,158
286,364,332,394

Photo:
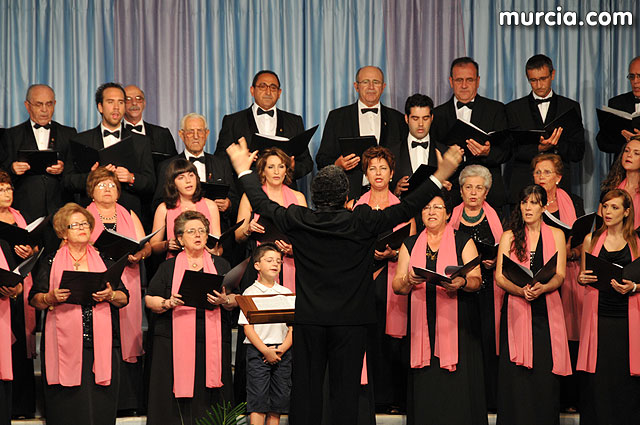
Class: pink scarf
503,223,571,375
555,189,583,341
9,208,36,358
254,184,299,291
450,201,504,353
0,247,12,380
577,231,640,375
87,202,144,363
408,224,459,371
45,244,113,386
166,198,211,259
356,190,408,338
619,178,640,228
171,251,222,397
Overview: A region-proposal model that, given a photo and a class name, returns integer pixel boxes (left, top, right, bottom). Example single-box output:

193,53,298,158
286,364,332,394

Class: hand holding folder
59,255,129,306
501,253,558,288
178,257,250,309
412,255,481,286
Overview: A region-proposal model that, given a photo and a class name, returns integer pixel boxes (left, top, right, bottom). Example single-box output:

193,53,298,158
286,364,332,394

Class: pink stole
171,251,222,397
166,199,211,259
408,224,459,371
45,245,113,386
577,232,640,375
450,201,504,353
619,178,640,228
505,223,571,375
0,247,12,380
87,202,144,363
555,189,582,341
255,184,299,291
9,208,37,358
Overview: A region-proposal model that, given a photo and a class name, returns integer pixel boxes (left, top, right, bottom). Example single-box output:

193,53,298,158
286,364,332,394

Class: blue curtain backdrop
1,0,638,206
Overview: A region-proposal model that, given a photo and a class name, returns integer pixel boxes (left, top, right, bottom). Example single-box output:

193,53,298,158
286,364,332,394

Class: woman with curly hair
601,137,640,226
495,184,571,425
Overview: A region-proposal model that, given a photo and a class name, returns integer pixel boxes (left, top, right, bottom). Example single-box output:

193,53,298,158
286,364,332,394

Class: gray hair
180,113,208,130
25,84,54,102
458,164,492,190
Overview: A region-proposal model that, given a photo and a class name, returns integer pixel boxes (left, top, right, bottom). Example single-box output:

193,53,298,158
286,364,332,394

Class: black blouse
598,244,632,317
459,217,494,288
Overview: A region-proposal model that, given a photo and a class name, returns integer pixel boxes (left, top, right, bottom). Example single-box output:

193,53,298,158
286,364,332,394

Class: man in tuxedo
123,84,178,158
215,70,312,189
393,93,443,197
65,82,155,220
596,56,640,155
316,66,405,200
505,54,585,202
1,84,77,222
154,113,238,230
430,57,509,207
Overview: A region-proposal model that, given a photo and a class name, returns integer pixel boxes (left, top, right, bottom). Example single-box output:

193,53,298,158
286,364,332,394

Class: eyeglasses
534,170,555,177
27,100,55,109
462,185,486,192
452,77,477,85
528,74,552,84
0,187,13,194
357,79,383,87
96,182,117,190
182,129,207,137
627,73,640,81
183,227,208,235
261,257,283,264
255,83,280,92
125,95,145,103
423,204,446,211
68,221,90,230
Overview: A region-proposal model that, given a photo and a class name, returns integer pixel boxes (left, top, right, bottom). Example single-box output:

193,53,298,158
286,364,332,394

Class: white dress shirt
252,103,277,136
357,100,381,142
101,123,122,148
30,120,51,151
238,281,292,344
455,97,475,123
124,119,146,135
533,90,553,123
407,133,431,173
184,150,207,181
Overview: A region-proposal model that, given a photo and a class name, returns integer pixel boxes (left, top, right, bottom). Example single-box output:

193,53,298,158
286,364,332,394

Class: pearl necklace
98,210,117,221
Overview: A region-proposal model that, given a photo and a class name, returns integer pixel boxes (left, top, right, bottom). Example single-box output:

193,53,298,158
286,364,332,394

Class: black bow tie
361,108,378,114
635,98,640,104
34,123,51,130
411,140,429,149
456,101,474,110
189,156,205,164
126,124,143,132
103,129,120,138
257,108,274,117
534,98,552,105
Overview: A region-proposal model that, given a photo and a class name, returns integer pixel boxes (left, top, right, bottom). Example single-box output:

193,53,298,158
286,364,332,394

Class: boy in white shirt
238,242,293,425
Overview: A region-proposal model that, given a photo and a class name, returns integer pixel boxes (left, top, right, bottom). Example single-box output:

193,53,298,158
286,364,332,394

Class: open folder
543,211,602,248
501,252,558,287
255,216,289,244
69,136,137,173
252,125,318,158
59,254,129,306
0,250,43,288
375,223,411,252
178,257,250,310
412,255,482,286
401,163,437,198
200,182,230,200
93,227,163,260
17,150,59,174
585,253,640,292
0,215,51,247
206,220,244,249
338,136,377,159
509,108,581,145
442,119,508,150
596,106,640,138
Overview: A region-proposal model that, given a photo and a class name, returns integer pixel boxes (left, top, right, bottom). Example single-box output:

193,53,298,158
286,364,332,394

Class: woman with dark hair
347,146,416,414
85,166,150,414
449,164,503,411
495,185,571,425
150,159,221,257
577,189,640,424
145,210,233,425
29,203,129,425
0,169,37,419
601,137,640,226
392,191,486,425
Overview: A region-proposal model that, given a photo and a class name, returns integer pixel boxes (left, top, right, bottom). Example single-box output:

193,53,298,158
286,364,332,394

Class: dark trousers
289,324,368,425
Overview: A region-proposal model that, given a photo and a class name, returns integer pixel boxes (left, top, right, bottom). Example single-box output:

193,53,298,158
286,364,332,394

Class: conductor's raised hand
433,145,464,185
226,137,258,174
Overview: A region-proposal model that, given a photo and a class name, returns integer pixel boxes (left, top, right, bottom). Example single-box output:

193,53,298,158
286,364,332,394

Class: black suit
152,152,239,230
393,126,443,182
430,95,509,207
596,91,638,155
240,169,441,425
215,107,312,187
65,126,156,219
316,102,405,200
0,120,77,221
134,121,178,157
505,92,585,202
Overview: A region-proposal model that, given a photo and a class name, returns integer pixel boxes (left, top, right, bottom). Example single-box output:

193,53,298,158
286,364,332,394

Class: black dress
146,255,233,425
459,218,498,410
405,231,488,425
496,237,560,425
579,244,640,425
29,252,130,425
